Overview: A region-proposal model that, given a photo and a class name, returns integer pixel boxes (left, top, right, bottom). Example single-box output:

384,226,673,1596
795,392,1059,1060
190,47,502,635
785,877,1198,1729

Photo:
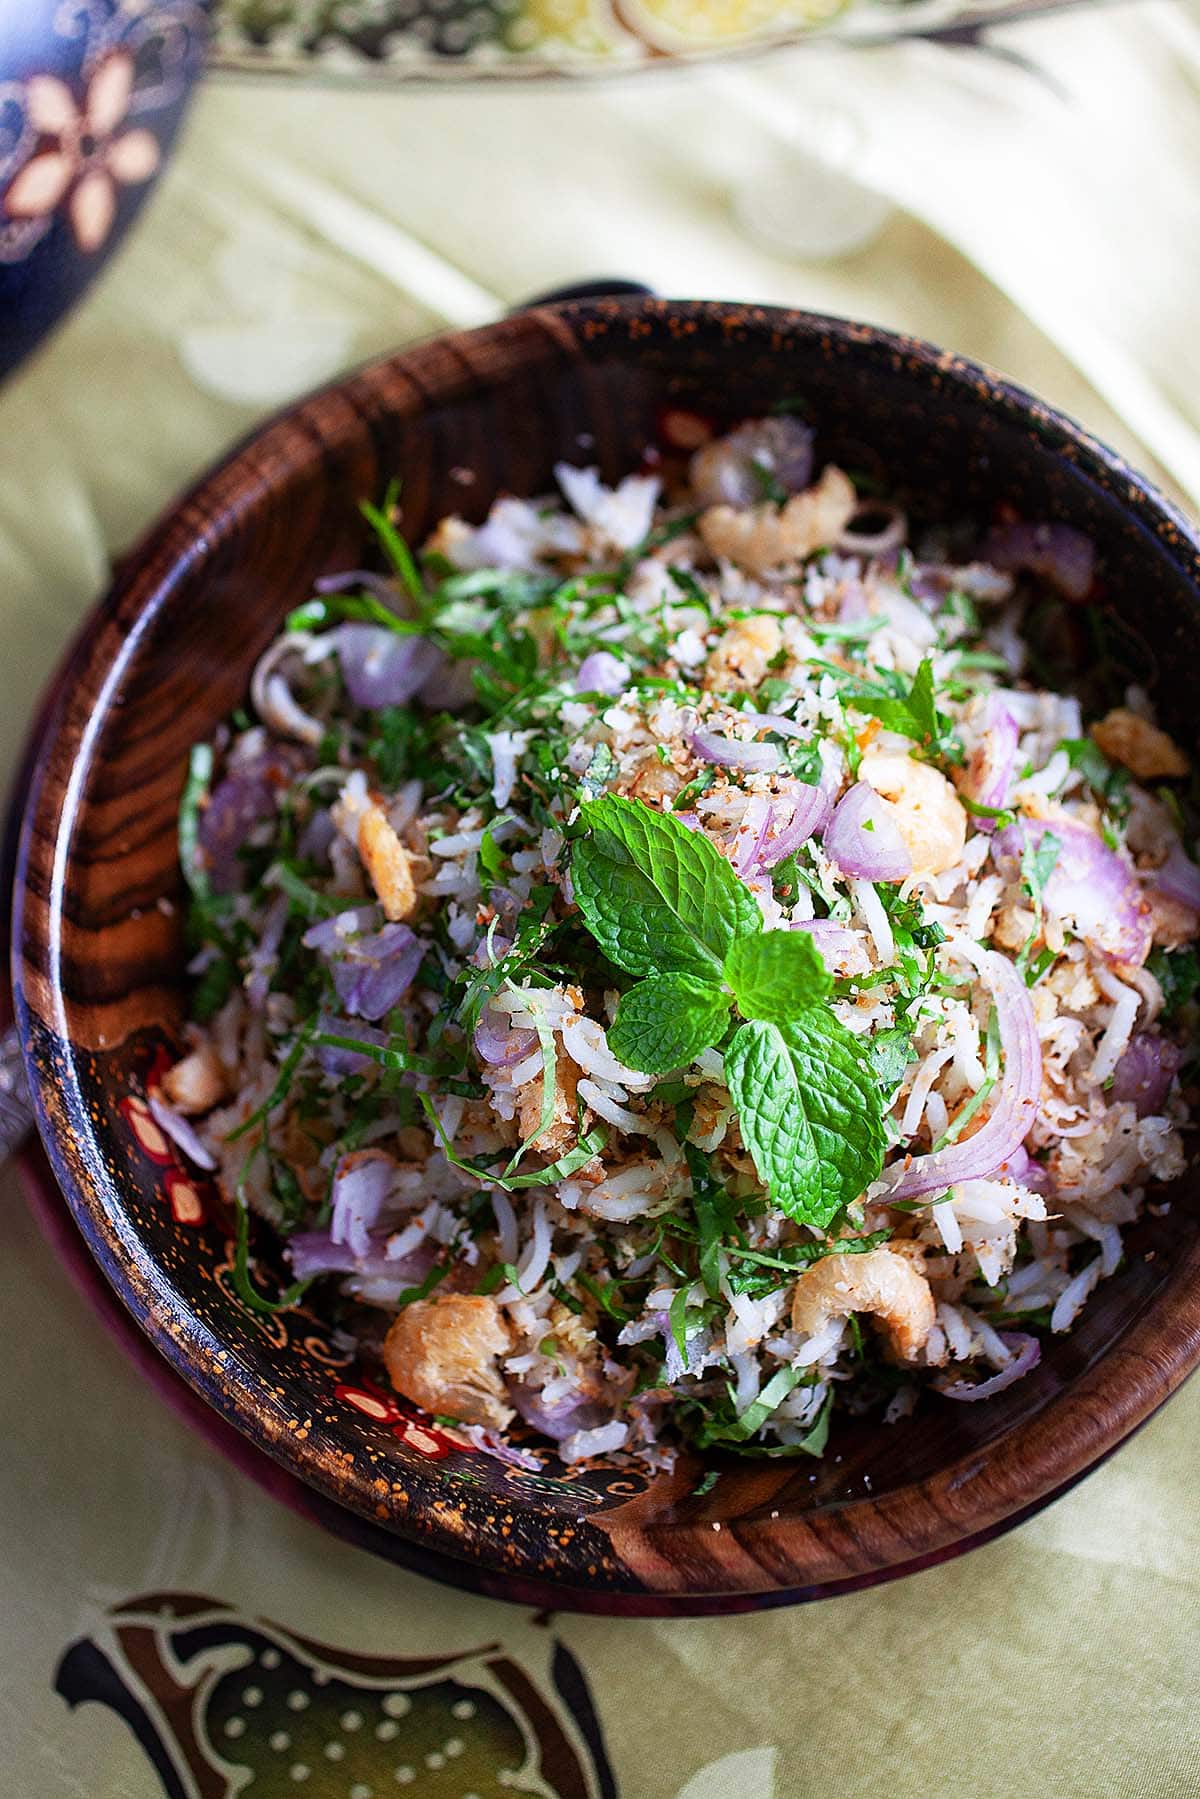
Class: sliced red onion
286,1228,435,1283
328,922,425,1022
991,1141,1052,1192
981,522,1095,601
313,1013,387,1076
731,794,774,877
198,756,291,893
473,1005,538,1068
888,940,1042,1202
790,919,856,953
1112,1032,1183,1117
909,566,946,604
245,894,290,1011
763,758,842,866
689,416,813,509
297,806,336,865
436,657,479,713
996,817,1152,966
336,624,441,710
823,782,912,882
147,1094,218,1172
457,1425,542,1472
964,694,1019,824
574,651,630,696
752,712,807,739
790,919,869,974
330,1151,396,1259
735,772,838,881
301,904,382,953
472,932,514,970
1154,840,1200,911
836,503,907,559
287,1230,360,1280
935,1332,1041,1401
690,729,781,773
837,578,871,622
506,1380,610,1442
316,569,399,606
757,795,818,870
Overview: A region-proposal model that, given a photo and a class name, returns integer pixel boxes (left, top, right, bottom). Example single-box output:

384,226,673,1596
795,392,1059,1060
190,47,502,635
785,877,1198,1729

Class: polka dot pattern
195,1620,556,1796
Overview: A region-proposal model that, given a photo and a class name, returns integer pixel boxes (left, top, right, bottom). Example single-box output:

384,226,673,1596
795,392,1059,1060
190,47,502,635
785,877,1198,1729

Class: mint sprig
572,793,762,982
724,929,829,1022
723,1014,886,1229
571,795,885,1225
608,974,732,1076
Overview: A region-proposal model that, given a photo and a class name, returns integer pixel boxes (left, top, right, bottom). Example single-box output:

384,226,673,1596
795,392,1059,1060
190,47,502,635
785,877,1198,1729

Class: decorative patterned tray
210,0,1094,81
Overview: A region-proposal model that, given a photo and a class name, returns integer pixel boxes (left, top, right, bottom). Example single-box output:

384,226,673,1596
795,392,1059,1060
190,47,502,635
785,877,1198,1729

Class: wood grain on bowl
12,299,1200,1611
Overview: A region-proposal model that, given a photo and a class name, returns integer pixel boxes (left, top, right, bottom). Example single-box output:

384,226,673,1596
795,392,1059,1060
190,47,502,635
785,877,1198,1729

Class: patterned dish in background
13,298,1200,1613
214,0,842,74
0,0,209,380
210,0,1071,80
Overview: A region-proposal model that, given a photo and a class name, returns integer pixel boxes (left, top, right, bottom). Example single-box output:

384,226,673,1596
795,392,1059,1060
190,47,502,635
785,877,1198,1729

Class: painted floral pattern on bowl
104,1027,653,1529
0,0,209,378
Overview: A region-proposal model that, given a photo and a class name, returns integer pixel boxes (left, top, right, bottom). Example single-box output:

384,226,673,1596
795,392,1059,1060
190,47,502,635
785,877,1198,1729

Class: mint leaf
724,1012,885,1227
608,974,732,1075
867,1025,916,1097
572,793,761,982
724,929,830,1024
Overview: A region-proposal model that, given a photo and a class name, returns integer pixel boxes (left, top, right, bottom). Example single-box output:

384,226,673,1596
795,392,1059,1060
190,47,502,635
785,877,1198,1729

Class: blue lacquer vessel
0,0,208,379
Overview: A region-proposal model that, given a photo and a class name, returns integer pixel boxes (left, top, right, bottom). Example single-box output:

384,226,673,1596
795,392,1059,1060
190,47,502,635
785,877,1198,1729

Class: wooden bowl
14,298,1200,1614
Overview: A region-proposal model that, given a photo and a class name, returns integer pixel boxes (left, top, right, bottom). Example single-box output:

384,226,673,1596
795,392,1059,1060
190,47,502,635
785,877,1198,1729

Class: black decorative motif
56,1592,618,1796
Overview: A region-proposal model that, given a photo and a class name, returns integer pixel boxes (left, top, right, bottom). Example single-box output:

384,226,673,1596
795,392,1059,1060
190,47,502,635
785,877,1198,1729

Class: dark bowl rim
14,295,1200,1607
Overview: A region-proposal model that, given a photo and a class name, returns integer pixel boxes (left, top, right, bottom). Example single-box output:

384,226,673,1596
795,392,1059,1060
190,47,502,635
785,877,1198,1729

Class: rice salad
163,414,1200,1469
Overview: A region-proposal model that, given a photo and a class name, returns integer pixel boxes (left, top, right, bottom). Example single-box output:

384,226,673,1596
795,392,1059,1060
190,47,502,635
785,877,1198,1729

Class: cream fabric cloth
2,11,1199,1795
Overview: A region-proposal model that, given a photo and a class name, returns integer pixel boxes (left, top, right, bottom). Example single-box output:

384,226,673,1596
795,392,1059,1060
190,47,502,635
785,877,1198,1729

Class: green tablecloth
4,21,1200,1795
